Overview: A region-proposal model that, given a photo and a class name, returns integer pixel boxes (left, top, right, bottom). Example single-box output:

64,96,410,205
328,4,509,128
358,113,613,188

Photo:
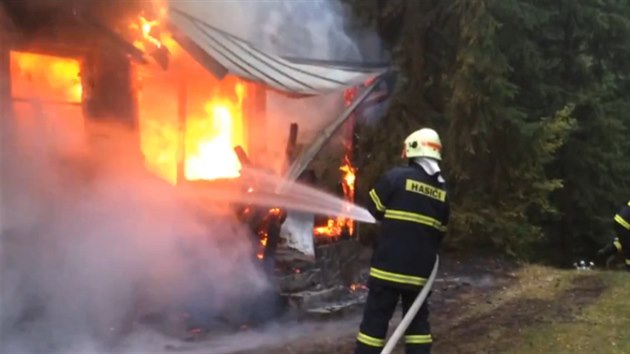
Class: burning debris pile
0,0,387,352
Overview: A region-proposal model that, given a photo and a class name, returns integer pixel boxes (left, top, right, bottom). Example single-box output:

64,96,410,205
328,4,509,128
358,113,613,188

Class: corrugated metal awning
167,1,388,96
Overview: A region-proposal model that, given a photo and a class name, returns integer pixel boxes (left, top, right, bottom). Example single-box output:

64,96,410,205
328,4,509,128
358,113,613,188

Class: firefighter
354,128,450,354
596,200,630,269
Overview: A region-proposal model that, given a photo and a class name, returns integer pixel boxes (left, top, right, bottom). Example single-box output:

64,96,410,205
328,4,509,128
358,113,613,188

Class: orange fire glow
132,13,247,184
9,52,86,157
128,5,178,55
313,157,357,238
185,86,246,181
9,52,82,103
313,87,358,239
256,208,282,260
135,16,163,49
8,7,249,186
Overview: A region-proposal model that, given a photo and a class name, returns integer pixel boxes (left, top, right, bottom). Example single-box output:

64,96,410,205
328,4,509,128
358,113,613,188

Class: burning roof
0,0,388,96
167,1,387,95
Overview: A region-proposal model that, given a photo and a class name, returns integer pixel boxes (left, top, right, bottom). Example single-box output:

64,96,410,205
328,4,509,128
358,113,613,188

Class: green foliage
344,0,630,260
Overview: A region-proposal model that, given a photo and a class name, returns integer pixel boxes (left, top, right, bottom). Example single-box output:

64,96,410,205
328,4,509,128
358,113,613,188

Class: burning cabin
0,0,388,311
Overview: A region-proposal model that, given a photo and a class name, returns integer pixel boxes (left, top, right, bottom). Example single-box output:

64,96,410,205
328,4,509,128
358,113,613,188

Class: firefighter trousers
615,223,630,268
354,282,432,354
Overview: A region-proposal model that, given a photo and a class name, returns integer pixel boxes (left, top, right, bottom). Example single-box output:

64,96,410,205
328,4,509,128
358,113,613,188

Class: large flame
131,12,246,184
185,91,245,181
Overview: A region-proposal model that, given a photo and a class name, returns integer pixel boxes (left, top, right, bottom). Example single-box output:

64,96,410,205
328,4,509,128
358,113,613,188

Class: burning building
0,0,388,337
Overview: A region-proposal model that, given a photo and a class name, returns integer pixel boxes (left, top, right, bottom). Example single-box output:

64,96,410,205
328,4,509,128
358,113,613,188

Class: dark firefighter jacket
615,201,630,232
366,162,450,290
614,201,630,266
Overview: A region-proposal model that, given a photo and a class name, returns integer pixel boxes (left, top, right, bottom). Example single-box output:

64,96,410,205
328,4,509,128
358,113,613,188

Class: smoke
261,91,344,172
171,0,379,62
0,111,273,353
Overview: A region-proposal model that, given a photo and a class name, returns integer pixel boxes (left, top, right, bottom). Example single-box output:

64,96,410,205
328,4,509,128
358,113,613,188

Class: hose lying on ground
380,256,440,354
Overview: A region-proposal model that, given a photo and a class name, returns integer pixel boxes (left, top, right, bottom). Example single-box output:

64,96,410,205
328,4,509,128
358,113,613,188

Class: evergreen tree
344,0,630,260
536,0,630,257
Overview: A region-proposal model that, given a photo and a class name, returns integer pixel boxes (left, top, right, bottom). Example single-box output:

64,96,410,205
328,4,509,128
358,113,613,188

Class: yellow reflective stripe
370,267,427,286
405,334,433,344
614,240,623,252
625,259,630,266
627,201,630,207
615,214,630,230
384,209,446,232
357,332,385,347
369,189,386,212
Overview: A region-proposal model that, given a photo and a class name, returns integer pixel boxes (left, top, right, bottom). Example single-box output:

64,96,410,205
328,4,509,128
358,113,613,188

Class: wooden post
0,39,11,125
243,82,266,166
176,80,187,185
0,37,12,233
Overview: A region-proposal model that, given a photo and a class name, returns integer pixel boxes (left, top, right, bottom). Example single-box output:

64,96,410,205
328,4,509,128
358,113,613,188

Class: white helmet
403,128,442,160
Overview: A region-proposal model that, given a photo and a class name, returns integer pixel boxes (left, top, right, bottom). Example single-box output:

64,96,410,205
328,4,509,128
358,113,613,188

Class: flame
140,16,162,48
185,94,245,181
129,8,179,56
9,52,82,103
133,11,247,184
257,235,267,260
313,157,357,238
255,208,281,260
313,87,358,239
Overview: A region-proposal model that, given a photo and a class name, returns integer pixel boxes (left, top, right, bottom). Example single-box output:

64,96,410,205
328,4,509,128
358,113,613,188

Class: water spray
380,256,439,354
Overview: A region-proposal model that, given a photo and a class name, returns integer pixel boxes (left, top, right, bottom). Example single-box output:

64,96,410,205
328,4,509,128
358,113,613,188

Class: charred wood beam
0,43,11,223
74,13,147,65
234,145,251,167
285,123,299,164
261,210,286,274
148,46,170,71
1,1,147,65
280,73,387,187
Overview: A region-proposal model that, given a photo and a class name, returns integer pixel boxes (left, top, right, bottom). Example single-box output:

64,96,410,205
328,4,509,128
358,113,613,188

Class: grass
502,270,630,354
430,265,630,354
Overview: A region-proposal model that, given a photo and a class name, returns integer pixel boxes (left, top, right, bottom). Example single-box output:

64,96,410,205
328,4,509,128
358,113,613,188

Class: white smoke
171,0,376,61
0,115,272,353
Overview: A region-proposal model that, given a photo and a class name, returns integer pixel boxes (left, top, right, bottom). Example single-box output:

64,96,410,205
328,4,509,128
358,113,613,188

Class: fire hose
380,256,439,354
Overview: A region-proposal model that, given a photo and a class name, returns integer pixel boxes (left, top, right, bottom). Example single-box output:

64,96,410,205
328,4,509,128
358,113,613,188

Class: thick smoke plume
0,112,272,353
